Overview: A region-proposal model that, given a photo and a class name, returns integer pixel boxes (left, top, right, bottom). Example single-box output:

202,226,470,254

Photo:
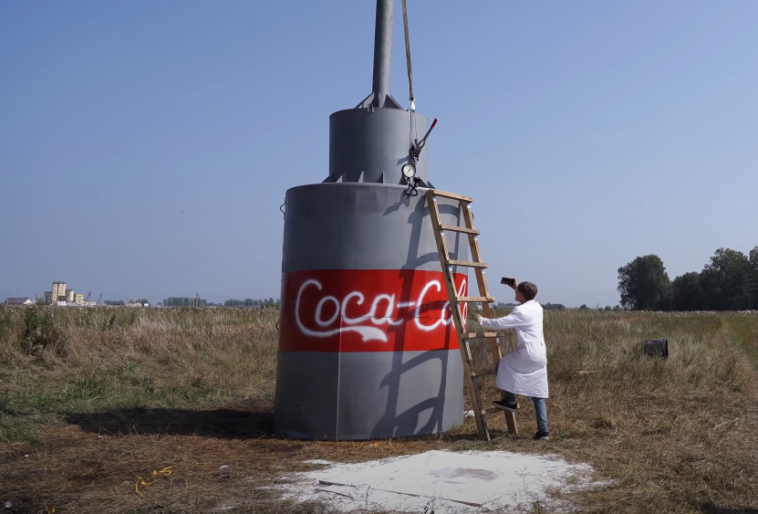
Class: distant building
3,298,33,306
51,281,67,304
45,281,89,306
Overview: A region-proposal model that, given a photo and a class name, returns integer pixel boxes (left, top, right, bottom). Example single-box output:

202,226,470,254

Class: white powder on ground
275,450,608,513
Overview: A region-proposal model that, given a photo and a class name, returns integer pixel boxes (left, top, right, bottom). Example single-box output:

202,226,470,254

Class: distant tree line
496,302,566,310
223,298,278,307
579,304,623,311
163,297,208,307
160,297,280,308
618,247,758,311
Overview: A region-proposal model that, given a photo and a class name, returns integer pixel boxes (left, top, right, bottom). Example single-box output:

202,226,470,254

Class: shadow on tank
369,198,466,438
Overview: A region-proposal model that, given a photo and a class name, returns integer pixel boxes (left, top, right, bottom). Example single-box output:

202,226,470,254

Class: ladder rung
473,407,516,417
456,296,495,303
462,332,499,339
448,260,488,269
431,190,473,202
439,224,479,236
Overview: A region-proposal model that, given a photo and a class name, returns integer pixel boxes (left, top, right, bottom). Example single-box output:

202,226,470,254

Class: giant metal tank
275,0,468,440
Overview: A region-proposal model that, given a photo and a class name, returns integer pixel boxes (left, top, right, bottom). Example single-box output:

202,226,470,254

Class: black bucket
644,339,669,358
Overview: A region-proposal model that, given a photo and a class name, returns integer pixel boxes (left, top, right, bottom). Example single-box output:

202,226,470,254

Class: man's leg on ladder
493,390,518,412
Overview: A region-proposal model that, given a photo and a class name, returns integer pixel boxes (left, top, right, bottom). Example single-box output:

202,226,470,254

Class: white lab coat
479,300,548,398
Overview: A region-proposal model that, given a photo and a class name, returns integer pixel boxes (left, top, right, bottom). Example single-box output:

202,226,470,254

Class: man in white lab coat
473,280,550,440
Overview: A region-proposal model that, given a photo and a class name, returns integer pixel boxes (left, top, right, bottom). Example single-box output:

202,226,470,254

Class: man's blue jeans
503,390,549,434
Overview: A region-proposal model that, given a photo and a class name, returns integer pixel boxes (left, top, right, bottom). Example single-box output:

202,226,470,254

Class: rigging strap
401,0,415,109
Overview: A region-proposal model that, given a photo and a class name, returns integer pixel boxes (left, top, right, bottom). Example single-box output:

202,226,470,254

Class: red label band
278,269,468,353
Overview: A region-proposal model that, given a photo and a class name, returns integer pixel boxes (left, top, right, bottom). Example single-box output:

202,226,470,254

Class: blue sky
1,0,756,307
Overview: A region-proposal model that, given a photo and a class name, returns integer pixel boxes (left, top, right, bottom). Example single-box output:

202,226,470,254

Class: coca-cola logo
295,278,468,343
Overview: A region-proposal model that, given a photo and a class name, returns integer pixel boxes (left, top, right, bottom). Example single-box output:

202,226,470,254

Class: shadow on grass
64,406,275,439
700,503,758,514
62,406,498,444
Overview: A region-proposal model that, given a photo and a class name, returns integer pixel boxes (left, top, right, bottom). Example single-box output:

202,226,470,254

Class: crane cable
401,0,414,111
402,0,419,169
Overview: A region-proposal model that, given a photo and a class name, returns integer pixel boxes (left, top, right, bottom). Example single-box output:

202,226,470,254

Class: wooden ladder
425,189,518,441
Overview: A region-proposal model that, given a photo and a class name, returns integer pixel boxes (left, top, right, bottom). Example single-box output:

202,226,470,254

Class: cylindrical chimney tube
372,0,394,105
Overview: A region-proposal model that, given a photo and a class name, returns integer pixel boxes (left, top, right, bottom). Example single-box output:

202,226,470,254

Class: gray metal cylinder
328,108,428,185
275,184,469,440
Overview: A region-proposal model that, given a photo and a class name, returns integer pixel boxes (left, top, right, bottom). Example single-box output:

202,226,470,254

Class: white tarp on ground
278,450,608,513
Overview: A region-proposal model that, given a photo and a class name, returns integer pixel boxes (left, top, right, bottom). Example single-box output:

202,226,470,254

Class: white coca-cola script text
295,279,468,342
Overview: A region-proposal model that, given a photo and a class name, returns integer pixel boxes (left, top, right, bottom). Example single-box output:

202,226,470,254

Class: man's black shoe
492,399,519,412
533,431,550,441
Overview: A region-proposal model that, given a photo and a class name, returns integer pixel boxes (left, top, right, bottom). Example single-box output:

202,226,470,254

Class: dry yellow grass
1,306,758,513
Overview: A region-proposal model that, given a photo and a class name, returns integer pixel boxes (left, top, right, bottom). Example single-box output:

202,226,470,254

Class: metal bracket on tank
411,118,438,161
402,117,437,198
403,176,420,197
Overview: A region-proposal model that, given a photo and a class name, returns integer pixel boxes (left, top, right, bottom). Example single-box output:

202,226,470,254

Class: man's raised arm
474,309,527,330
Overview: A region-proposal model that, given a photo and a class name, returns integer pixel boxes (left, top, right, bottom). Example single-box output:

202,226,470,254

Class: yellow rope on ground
134,467,173,495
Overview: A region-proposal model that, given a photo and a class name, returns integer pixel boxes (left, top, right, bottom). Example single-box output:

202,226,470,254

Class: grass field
1,306,758,513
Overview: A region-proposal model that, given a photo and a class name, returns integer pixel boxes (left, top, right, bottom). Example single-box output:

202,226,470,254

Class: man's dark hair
518,282,538,301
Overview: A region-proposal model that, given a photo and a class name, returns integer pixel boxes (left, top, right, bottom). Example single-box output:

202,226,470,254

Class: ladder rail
426,191,491,441
460,203,503,365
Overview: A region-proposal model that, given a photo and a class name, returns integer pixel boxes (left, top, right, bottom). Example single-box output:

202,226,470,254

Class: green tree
671,272,704,311
749,247,758,309
617,255,671,311
700,248,751,311
579,304,588,310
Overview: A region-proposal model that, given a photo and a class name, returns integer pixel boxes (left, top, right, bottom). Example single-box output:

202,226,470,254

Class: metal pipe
372,0,394,102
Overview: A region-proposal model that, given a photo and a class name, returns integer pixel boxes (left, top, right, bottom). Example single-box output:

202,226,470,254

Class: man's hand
473,313,483,323
510,279,519,291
